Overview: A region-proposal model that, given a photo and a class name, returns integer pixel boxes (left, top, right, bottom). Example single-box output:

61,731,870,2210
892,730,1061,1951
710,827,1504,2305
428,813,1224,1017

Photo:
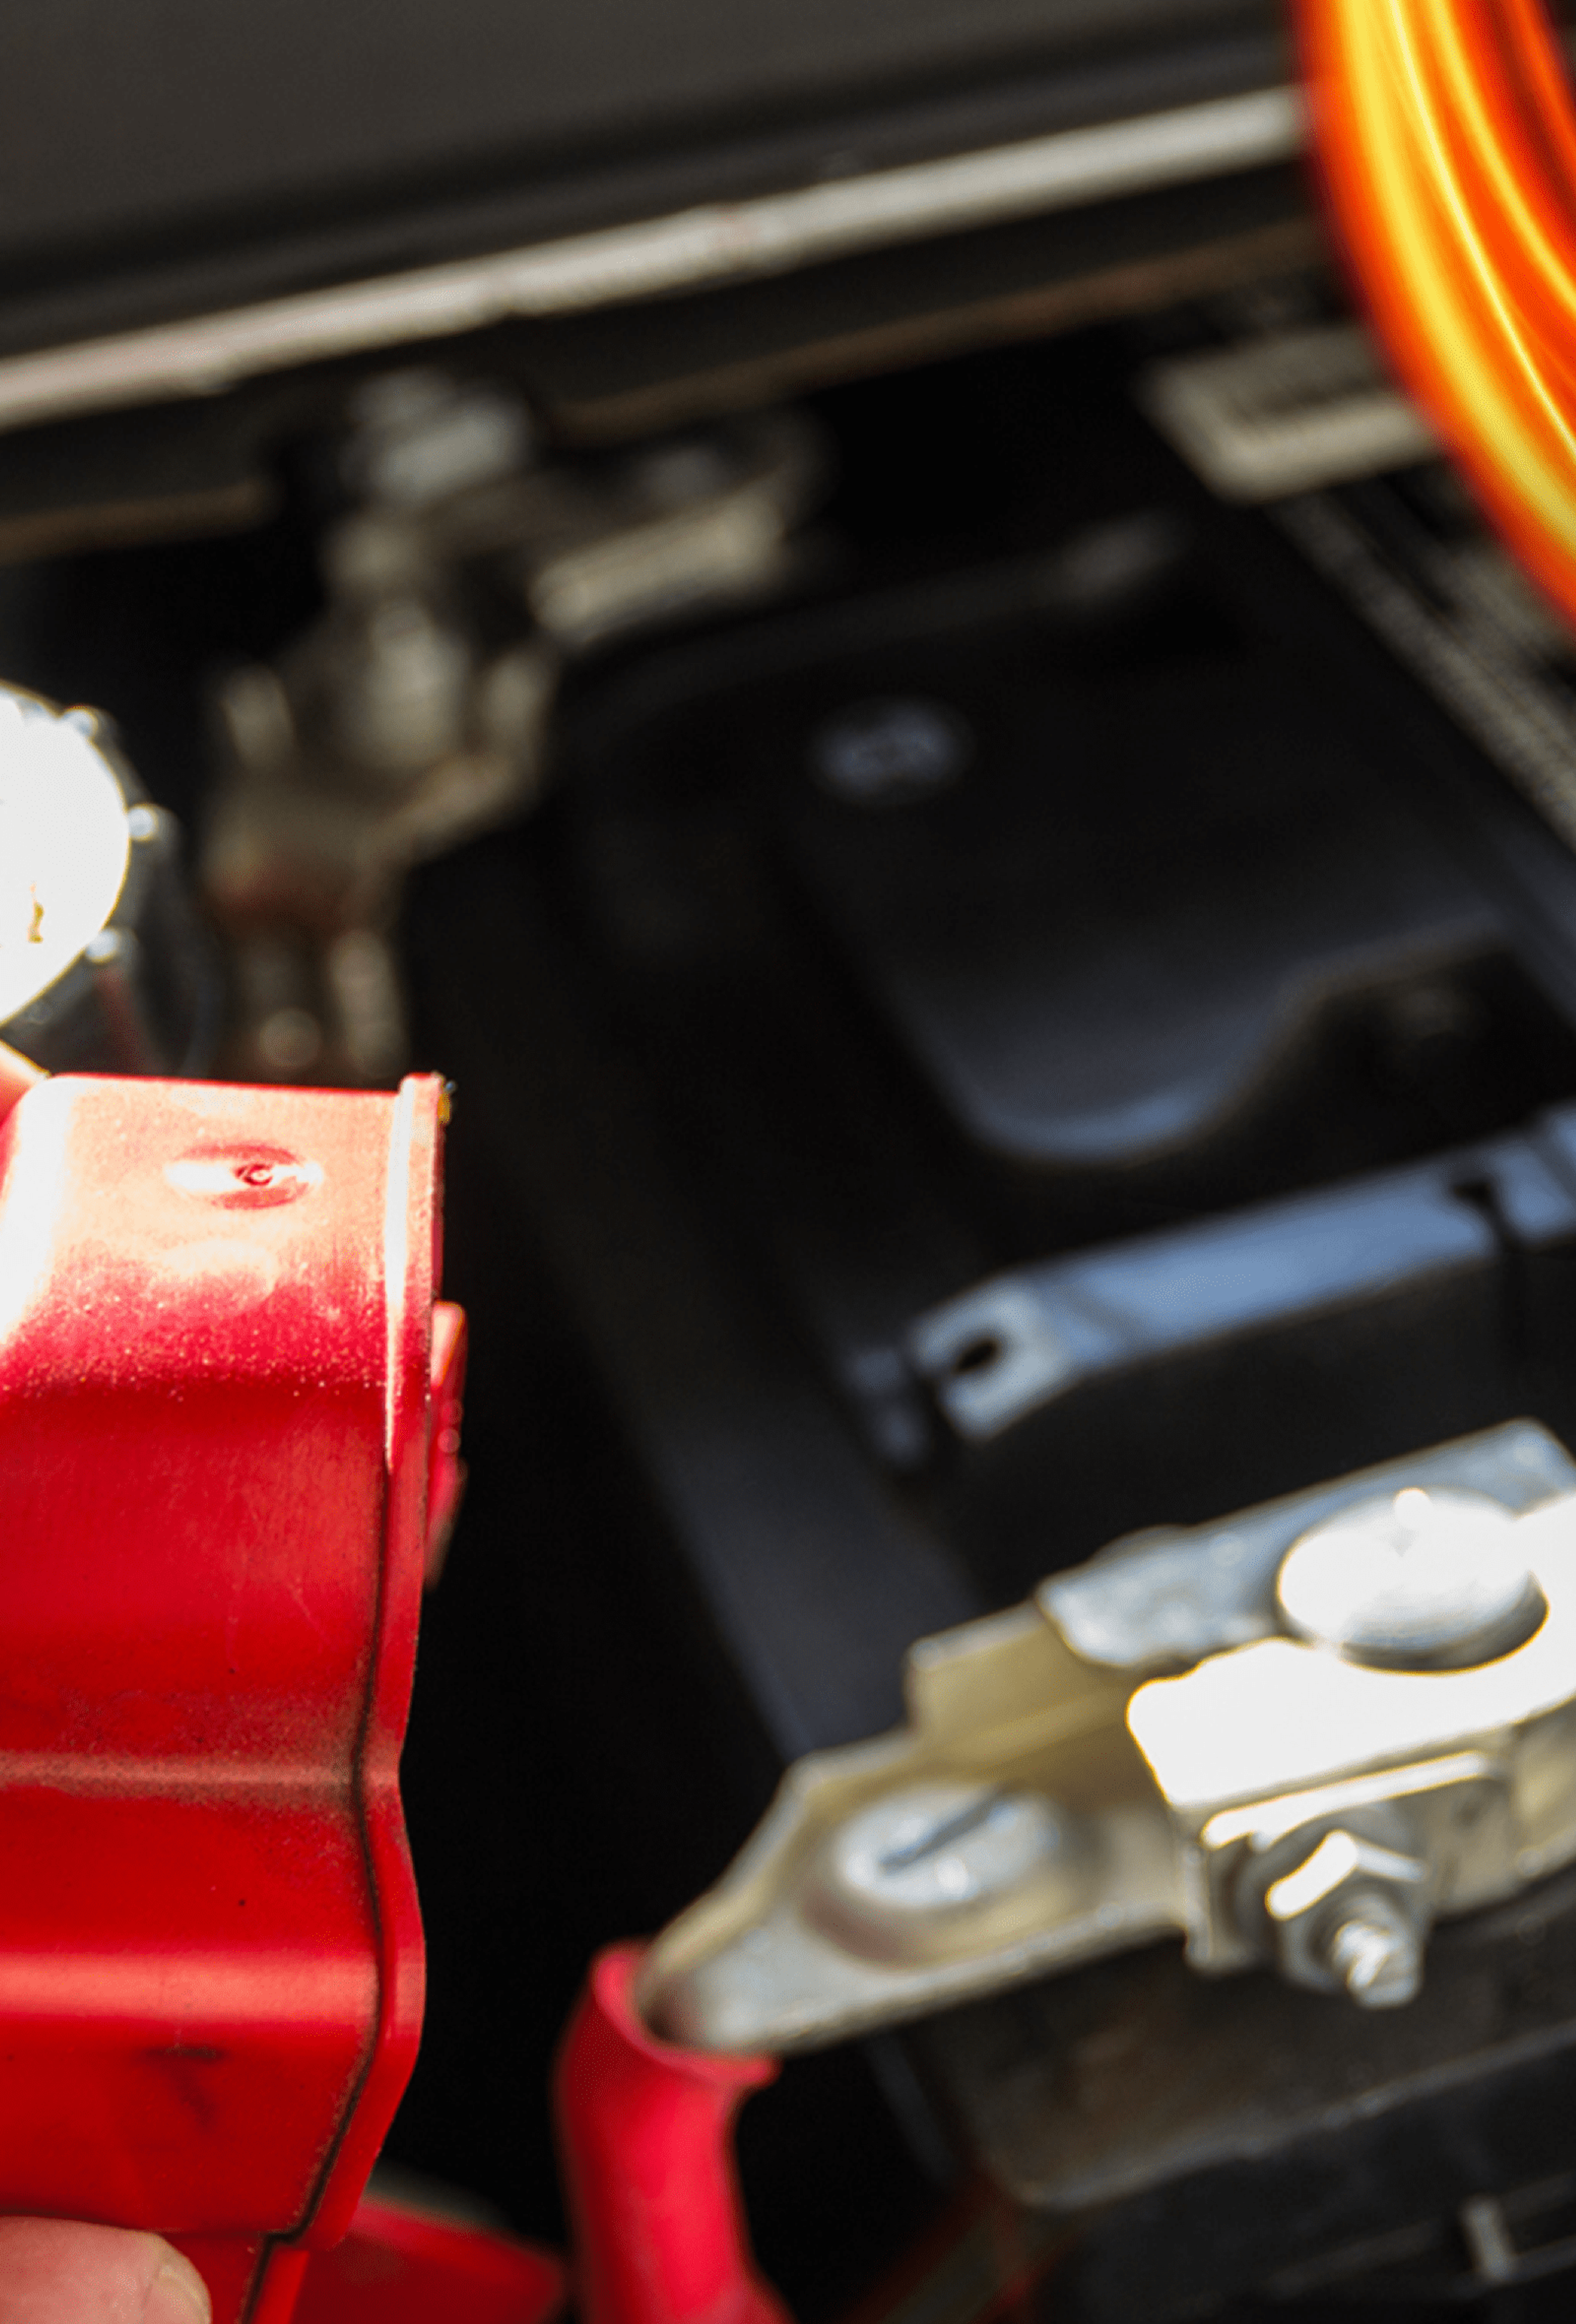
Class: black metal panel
0,4,1280,298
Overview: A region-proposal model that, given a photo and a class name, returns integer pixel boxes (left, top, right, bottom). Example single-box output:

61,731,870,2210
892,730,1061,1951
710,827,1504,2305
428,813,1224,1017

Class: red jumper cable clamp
0,1059,539,2324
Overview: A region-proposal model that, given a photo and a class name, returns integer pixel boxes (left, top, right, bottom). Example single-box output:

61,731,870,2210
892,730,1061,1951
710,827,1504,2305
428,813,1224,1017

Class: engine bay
11,8,1576,2314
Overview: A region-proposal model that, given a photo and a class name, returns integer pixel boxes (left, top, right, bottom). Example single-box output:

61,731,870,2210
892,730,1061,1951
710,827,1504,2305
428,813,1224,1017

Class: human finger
0,2220,211,2324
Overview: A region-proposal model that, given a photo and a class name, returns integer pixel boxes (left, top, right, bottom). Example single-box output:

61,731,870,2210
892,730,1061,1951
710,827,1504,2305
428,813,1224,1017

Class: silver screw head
809,698,971,807
1276,1486,1546,1670
809,1780,1078,1962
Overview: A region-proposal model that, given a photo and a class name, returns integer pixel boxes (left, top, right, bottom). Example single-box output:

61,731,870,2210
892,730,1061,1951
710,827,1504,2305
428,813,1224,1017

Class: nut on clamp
637,1423,1576,2053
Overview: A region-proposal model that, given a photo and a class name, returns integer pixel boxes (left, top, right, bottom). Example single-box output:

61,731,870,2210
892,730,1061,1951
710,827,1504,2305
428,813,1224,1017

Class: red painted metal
554,1947,788,2324
0,1069,459,2324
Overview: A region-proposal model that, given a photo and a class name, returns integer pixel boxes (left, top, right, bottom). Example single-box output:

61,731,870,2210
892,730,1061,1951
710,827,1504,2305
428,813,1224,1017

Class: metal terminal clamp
639,1420,1576,2053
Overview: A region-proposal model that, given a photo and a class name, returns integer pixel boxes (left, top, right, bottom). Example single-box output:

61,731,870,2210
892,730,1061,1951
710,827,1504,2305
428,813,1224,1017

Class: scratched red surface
0,1072,460,2322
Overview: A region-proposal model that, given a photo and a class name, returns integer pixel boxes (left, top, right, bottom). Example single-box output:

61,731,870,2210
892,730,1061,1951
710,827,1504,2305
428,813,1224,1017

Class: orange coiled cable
1298,0,1576,626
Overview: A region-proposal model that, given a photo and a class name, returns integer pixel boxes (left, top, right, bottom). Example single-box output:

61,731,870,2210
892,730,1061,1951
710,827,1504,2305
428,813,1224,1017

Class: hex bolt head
1252,1822,1433,2008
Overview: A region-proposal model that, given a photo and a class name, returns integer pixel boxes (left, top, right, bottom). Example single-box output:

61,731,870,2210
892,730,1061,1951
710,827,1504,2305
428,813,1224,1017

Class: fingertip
0,2219,210,2324
143,2249,211,2324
